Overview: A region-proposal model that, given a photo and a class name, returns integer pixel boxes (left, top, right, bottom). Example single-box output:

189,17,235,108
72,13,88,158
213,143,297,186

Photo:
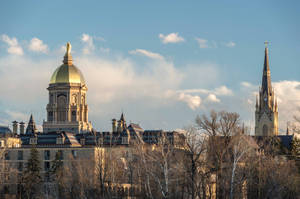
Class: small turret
117,112,127,133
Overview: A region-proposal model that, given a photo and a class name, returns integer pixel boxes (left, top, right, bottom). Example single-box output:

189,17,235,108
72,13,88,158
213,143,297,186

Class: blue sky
0,1,299,133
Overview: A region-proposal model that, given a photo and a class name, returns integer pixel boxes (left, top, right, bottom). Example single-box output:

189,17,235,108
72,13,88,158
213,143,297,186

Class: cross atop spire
264,41,269,48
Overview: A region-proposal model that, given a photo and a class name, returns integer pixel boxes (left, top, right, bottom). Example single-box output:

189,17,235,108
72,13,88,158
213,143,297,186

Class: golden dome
50,64,86,84
50,42,86,85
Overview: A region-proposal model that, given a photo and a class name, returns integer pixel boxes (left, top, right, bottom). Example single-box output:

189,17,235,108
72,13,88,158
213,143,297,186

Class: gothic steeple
261,41,272,96
255,42,278,136
26,114,37,135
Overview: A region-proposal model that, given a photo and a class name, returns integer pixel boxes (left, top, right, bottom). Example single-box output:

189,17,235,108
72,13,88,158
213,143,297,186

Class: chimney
19,122,25,134
12,121,18,134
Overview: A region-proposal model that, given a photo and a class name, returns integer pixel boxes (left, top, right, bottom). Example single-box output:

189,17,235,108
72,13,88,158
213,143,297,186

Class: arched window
57,95,66,107
71,111,76,121
263,124,268,136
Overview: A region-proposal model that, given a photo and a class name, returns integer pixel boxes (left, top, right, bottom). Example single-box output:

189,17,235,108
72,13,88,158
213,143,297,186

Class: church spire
261,41,272,95
26,114,37,135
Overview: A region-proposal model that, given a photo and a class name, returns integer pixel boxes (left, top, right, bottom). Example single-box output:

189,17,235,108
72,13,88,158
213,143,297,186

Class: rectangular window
0,140,4,147
17,151,23,160
72,150,77,159
44,150,50,160
44,173,50,182
18,162,23,172
57,150,64,160
44,162,50,171
5,152,10,160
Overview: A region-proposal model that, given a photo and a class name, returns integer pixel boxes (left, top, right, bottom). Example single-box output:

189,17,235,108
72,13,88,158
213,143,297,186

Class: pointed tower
117,112,127,133
26,114,37,134
255,42,278,136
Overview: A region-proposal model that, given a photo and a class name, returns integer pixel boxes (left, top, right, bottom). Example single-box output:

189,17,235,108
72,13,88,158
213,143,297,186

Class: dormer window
56,137,64,144
98,137,104,146
80,138,85,146
30,137,37,145
122,137,128,145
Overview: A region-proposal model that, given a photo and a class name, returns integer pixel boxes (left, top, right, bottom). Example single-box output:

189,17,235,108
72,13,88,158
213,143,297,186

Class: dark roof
20,131,80,147
0,126,12,135
278,135,294,150
0,126,13,137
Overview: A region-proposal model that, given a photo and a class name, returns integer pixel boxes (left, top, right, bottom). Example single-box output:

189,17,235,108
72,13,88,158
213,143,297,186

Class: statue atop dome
66,42,72,55
63,42,73,65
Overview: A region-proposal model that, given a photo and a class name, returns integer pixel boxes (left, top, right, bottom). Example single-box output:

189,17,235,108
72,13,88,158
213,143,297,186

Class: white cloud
214,85,233,96
159,33,184,44
178,93,201,110
206,94,220,103
28,37,48,53
195,37,209,48
273,81,300,131
129,49,164,60
224,41,236,48
81,33,95,54
178,85,233,96
241,81,253,88
1,34,23,55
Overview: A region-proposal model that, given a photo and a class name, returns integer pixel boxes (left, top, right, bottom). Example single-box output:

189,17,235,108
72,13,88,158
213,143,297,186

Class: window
18,162,23,172
5,152,10,160
57,150,64,160
44,162,50,171
30,138,37,145
263,125,268,136
122,137,128,145
44,150,50,160
0,140,4,147
48,111,53,121
56,137,63,144
98,137,104,145
49,94,54,104
71,111,76,121
80,138,85,145
72,150,77,159
44,173,50,182
17,151,23,160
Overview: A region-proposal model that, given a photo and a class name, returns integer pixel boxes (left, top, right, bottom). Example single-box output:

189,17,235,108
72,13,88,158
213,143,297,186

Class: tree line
1,110,300,199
